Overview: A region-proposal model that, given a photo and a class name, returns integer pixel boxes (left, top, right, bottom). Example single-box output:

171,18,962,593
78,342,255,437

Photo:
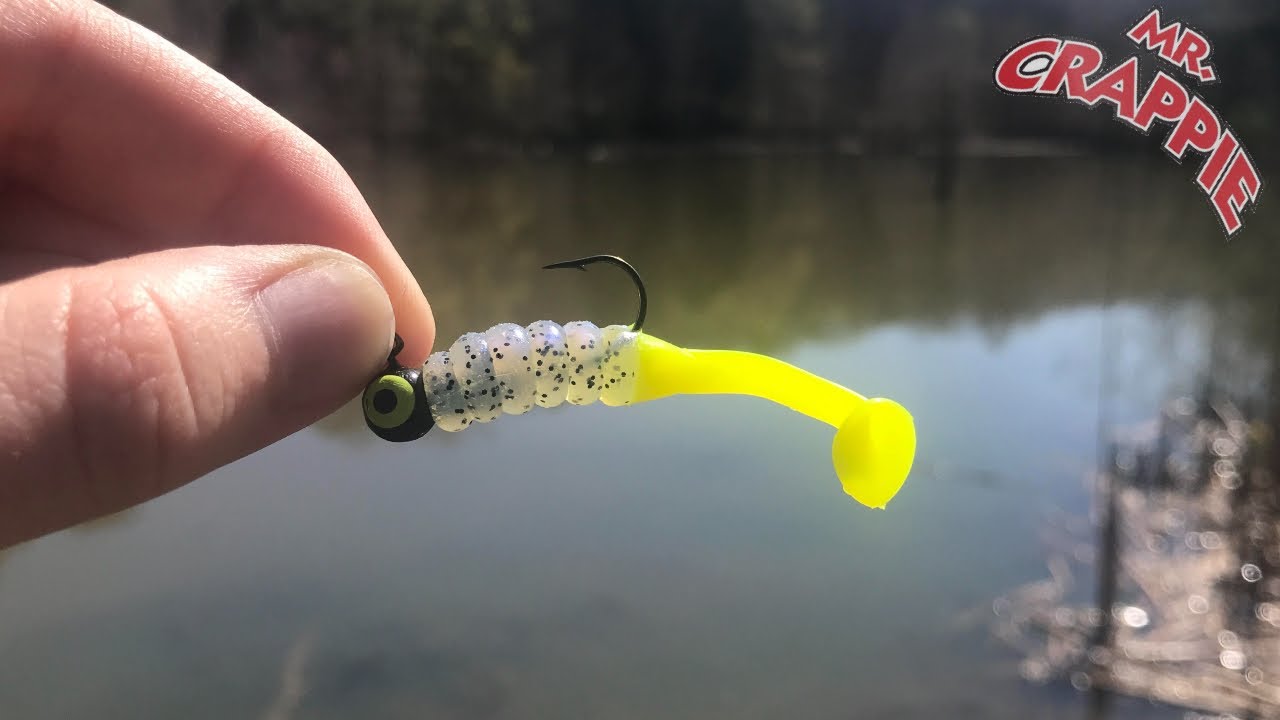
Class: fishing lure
362,255,916,508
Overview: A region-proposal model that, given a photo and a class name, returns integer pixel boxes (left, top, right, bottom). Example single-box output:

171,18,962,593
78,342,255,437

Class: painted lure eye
362,367,434,442
363,374,414,429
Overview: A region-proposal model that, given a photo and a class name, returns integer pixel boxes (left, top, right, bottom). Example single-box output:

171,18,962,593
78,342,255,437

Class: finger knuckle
63,275,200,496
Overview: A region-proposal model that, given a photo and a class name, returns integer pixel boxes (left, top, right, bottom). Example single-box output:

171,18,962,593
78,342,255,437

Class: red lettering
1210,150,1261,235
996,21,1256,237
1196,131,1238,194
995,38,1062,93
1036,41,1103,98
1164,97,1220,160
1173,29,1216,82
1127,9,1216,83
1133,72,1189,130
1078,57,1140,125
1127,9,1181,60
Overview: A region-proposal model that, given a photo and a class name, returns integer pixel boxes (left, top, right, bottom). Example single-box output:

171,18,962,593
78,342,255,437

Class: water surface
2,152,1276,718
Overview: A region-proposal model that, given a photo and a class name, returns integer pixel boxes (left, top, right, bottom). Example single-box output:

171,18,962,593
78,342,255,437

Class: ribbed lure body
421,321,641,432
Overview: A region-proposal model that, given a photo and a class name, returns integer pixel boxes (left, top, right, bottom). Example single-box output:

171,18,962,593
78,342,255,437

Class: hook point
541,254,648,331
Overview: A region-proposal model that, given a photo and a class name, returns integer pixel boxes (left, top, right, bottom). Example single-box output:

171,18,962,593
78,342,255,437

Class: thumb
0,245,396,547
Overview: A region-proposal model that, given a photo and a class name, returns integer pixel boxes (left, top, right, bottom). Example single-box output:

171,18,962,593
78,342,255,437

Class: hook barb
542,254,647,331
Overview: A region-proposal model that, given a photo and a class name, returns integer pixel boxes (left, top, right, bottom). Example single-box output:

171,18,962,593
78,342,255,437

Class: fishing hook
542,254,647,332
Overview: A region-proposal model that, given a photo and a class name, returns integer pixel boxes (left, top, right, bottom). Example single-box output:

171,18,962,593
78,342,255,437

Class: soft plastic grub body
420,320,639,432
361,255,917,509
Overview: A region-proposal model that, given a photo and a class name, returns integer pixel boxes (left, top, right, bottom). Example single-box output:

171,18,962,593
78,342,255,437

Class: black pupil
373,388,398,414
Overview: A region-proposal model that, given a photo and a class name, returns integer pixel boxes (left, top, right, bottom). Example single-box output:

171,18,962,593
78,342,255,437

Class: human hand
0,0,435,548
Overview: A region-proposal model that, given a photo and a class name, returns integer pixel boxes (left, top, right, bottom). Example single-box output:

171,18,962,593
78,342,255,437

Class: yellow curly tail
616,335,916,508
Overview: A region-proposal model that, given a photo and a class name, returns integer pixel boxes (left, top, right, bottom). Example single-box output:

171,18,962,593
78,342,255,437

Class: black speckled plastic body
422,321,640,432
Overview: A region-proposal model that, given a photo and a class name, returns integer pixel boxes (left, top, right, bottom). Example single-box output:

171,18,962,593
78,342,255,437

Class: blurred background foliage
103,0,1280,153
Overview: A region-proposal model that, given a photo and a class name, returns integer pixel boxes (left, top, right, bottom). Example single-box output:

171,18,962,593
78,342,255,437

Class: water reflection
4,153,1280,718
997,395,1280,716
995,289,1280,718
318,151,1278,442
344,151,1273,350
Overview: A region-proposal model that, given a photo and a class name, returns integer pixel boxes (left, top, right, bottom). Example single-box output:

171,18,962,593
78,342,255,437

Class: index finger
0,0,434,361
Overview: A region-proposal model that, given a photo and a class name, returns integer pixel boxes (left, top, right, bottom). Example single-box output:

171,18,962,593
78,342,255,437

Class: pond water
2,152,1277,718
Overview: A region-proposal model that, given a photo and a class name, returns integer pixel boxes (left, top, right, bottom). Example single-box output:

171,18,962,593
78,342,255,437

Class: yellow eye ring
363,375,416,429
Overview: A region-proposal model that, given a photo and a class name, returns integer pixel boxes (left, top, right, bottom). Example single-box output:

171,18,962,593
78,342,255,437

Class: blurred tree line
105,0,1279,152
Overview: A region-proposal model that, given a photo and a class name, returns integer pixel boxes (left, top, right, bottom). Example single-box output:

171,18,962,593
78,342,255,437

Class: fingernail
257,256,394,405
